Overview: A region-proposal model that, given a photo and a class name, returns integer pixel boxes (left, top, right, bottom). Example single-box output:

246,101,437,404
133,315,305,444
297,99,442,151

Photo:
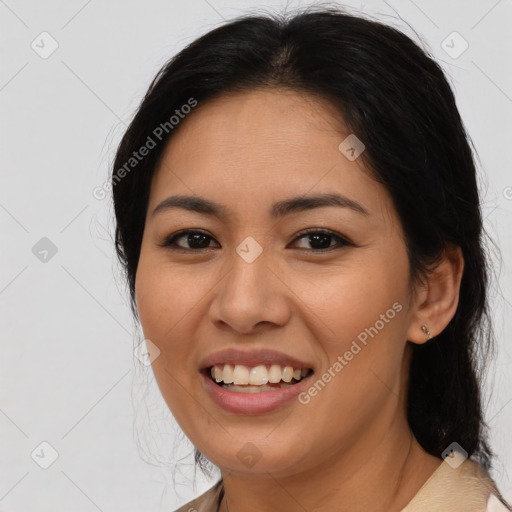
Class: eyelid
290,228,354,251
158,229,218,250
159,228,354,251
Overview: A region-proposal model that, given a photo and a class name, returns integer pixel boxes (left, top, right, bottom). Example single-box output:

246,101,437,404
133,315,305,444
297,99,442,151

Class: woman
111,6,511,512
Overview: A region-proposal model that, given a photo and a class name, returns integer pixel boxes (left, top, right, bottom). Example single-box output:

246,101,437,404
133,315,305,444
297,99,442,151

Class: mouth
198,349,316,413
204,363,314,393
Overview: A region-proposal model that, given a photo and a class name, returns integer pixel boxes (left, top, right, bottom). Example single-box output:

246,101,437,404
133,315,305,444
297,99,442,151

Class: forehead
160,88,346,159
148,88,398,229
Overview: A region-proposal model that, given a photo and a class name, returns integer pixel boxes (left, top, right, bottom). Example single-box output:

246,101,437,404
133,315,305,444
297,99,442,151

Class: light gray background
1,0,511,510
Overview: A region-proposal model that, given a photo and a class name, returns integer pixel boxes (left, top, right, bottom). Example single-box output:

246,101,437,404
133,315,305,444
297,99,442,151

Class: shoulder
172,480,224,512
401,454,511,512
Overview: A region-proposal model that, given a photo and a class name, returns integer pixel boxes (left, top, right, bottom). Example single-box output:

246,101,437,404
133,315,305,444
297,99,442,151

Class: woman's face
135,88,422,477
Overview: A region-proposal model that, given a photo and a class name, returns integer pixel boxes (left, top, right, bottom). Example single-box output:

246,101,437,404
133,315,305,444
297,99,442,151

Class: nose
208,243,292,334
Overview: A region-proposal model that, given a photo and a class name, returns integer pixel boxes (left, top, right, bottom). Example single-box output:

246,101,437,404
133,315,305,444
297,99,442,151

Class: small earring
421,324,431,340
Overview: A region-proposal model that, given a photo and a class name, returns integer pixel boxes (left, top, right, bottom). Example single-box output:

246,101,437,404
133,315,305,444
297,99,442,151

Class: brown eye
291,229,354,251
159,228,353,252
159,230,219,250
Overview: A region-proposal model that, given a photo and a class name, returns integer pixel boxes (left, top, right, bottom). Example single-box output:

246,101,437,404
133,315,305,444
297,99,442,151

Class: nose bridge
210,236,289,332
221,230,265,281
225,237,269,307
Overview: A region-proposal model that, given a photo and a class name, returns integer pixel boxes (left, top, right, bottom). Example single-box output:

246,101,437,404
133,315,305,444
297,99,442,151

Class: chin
200,442,309,477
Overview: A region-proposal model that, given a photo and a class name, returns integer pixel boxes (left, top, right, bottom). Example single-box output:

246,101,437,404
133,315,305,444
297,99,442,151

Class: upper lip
198,348,314,371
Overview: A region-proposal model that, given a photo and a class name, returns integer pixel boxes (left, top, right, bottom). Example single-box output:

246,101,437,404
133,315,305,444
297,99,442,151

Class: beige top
173,456,511,512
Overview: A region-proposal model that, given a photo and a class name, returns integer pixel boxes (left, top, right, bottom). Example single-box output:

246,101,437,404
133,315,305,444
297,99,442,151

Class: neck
218,406,441,512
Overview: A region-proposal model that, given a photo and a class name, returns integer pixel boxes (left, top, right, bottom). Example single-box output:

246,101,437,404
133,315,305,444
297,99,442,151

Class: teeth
282,366,293,383
249,365,268,385
233,365,249,385
210,363,311,385
268,364,282,383
222,383,294,393
222,364,234,384
213,365,223,382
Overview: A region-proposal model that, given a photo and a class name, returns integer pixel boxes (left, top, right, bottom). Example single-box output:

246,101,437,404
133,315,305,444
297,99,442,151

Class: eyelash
158,228,354,253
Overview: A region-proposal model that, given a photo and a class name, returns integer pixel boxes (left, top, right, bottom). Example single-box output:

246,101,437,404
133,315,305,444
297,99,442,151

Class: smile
201,365,315,415
209,363,312,392
198,348,315,413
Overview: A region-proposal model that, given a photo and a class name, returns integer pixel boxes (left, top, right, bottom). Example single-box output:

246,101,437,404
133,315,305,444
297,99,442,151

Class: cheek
294,251,409,340
294,253,410,401
135,259,193,374
135,261,207,426
134,253,228,402
135,254,211,336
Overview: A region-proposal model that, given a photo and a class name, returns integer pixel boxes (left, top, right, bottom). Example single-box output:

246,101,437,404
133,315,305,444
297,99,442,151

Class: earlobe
420,324,431,341
407,243,464,345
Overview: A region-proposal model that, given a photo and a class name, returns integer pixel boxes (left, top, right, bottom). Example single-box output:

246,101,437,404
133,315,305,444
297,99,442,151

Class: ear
406,243,464,345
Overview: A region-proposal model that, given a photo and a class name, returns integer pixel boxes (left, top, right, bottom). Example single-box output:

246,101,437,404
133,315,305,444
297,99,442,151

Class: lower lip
201,370,313,414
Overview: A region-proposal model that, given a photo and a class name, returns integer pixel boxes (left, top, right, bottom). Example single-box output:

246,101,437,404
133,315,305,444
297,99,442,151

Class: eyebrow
151,192,369,219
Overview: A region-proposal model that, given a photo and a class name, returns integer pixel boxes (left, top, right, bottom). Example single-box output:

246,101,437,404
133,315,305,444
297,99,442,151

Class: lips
197,348,316,413
198,348,314,372
200,368,315,414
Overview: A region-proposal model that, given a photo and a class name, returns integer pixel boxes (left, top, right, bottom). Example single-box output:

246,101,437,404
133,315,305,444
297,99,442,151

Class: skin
135,88,464,512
